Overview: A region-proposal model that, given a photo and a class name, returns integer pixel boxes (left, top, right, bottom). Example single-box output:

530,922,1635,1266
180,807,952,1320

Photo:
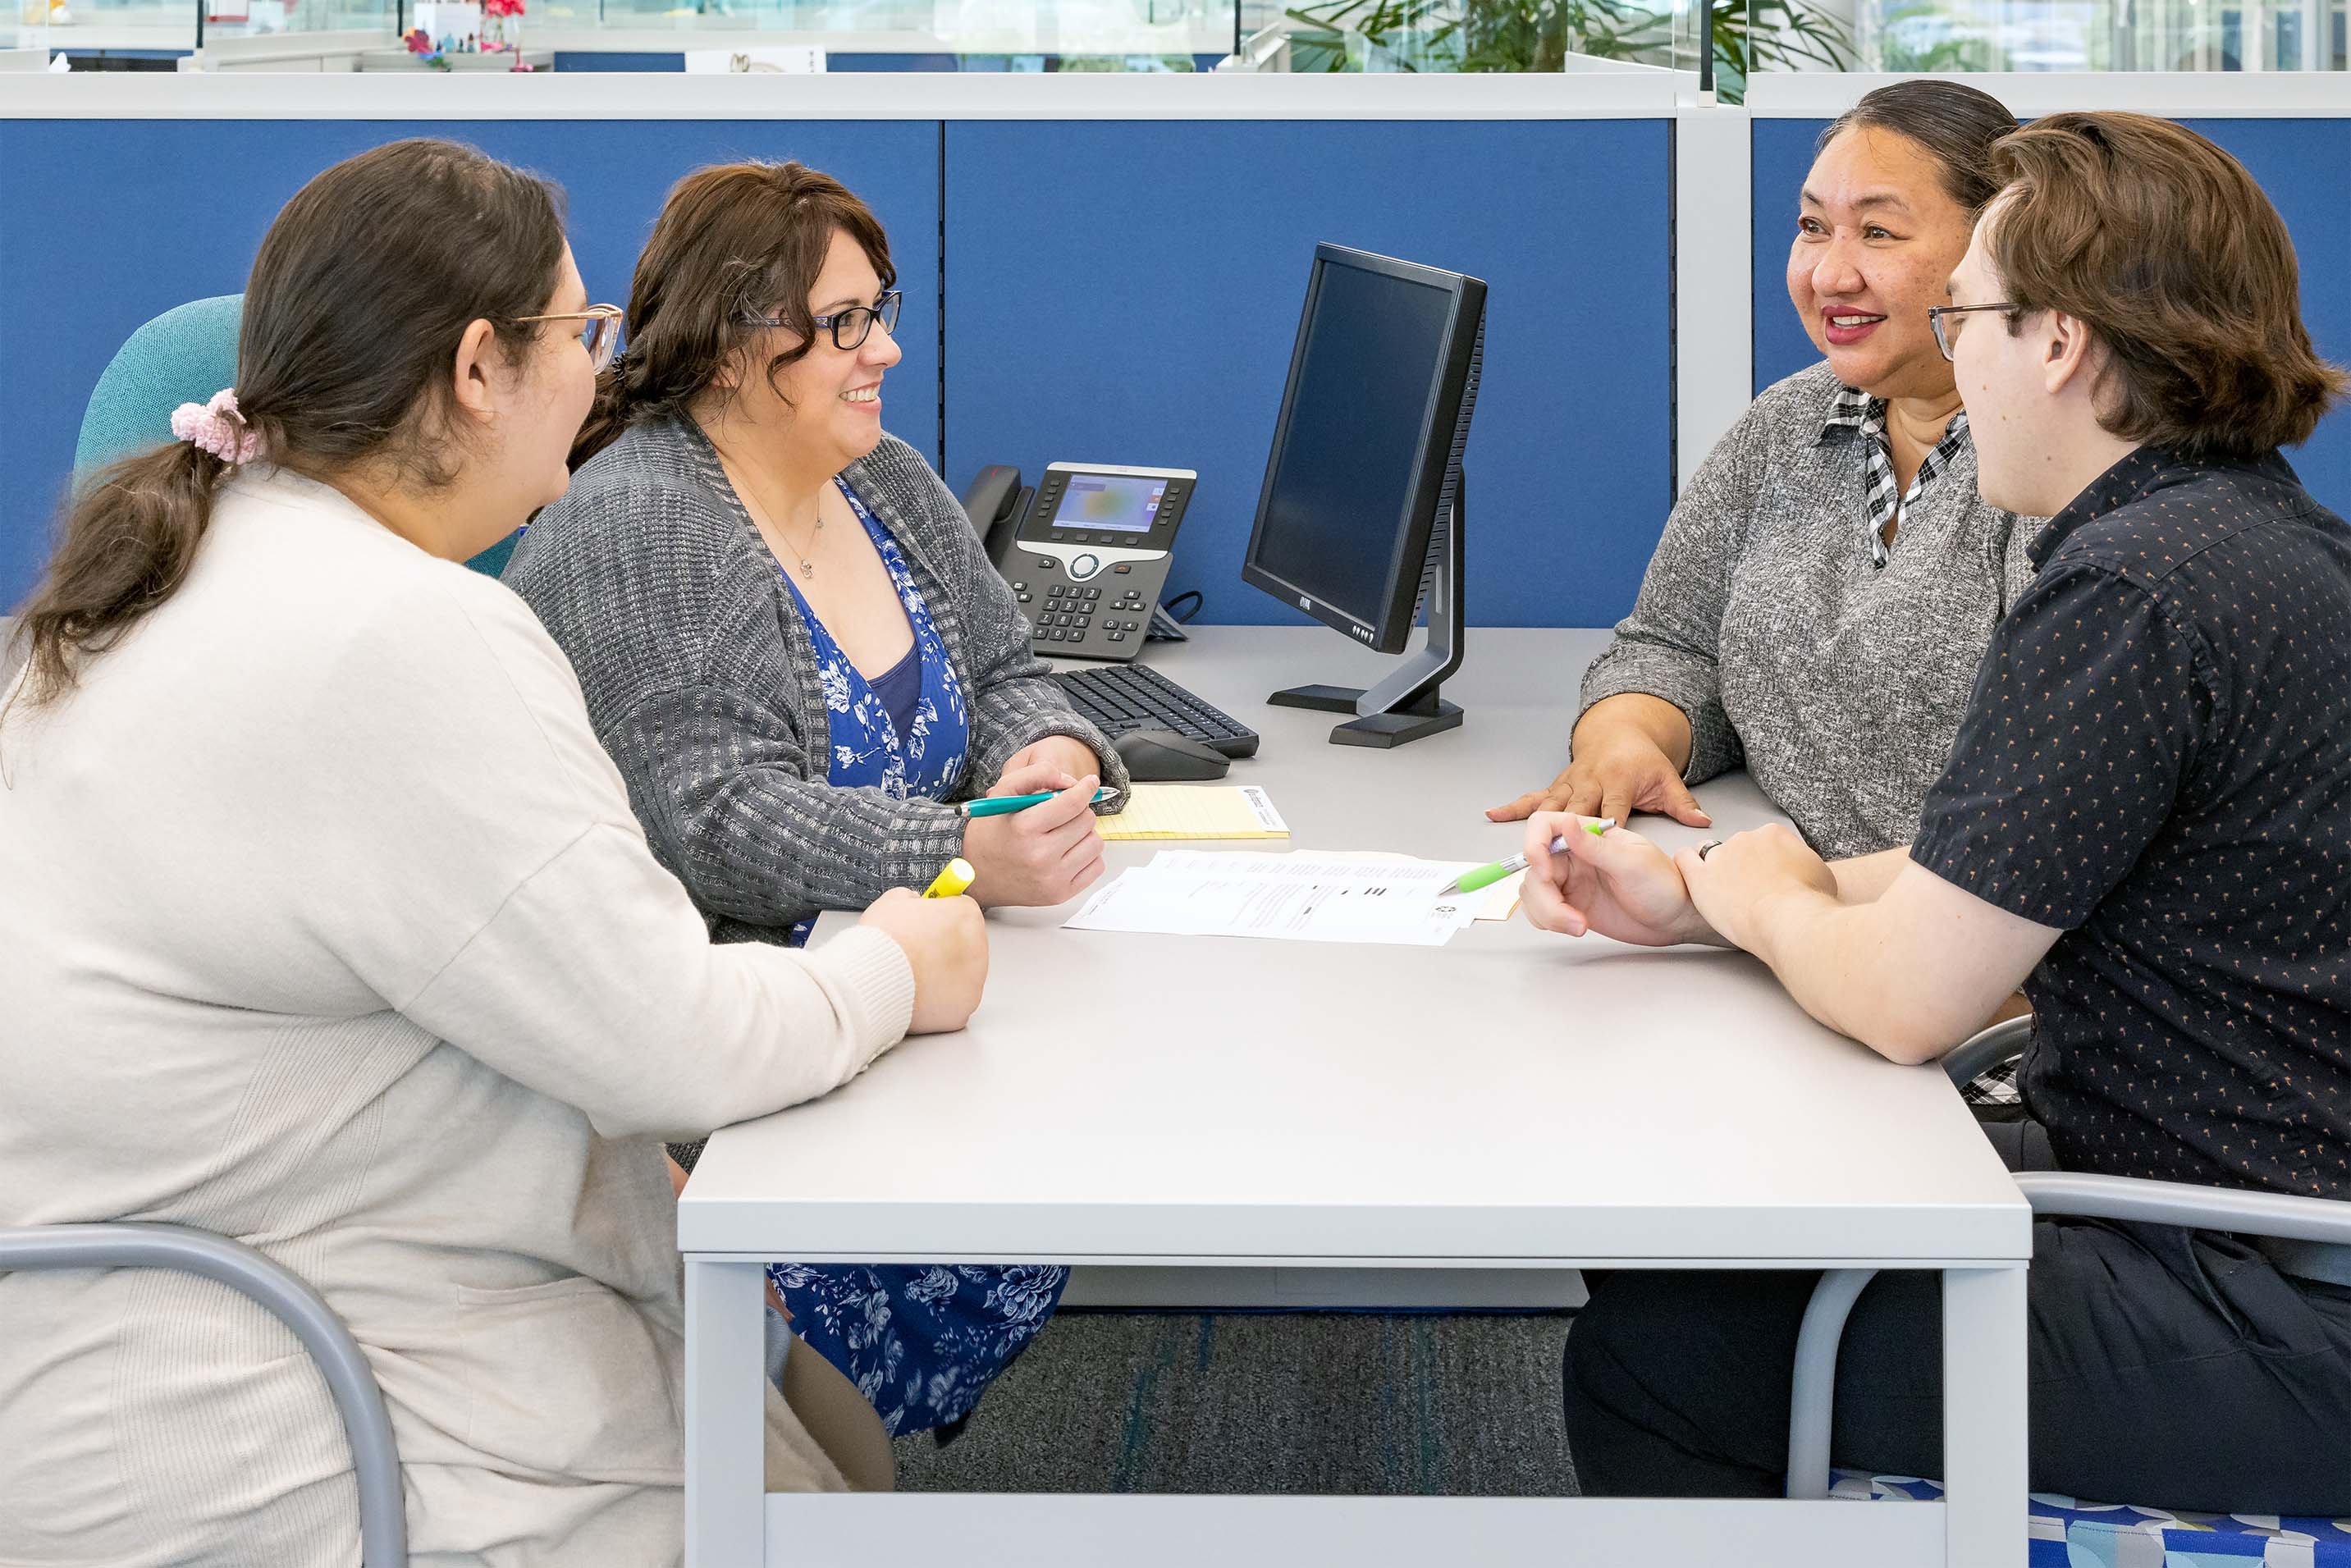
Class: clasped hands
1516,811,1836,954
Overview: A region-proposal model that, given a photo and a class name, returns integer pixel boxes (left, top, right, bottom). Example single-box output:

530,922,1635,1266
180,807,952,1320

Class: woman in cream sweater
0,139,980,1566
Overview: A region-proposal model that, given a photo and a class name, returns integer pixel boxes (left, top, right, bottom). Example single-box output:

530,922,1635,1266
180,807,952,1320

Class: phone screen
1050,474,1166,534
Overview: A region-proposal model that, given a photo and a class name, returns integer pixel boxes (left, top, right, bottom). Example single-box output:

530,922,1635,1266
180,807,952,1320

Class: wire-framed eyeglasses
1927,302,2018,363
748,290,903,352
512,304,627,372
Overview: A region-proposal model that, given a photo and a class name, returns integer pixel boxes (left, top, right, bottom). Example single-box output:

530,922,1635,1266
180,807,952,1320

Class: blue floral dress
766,478,1068,1436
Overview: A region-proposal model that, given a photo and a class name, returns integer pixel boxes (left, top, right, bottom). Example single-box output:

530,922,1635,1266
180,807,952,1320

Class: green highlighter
1439,819,1617,898
960,786,1116,818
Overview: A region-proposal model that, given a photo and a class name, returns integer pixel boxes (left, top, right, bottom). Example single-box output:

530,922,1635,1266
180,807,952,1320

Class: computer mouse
1111,728,1230,783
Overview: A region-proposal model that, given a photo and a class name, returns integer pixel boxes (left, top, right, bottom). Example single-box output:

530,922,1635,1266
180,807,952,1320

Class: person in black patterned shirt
1522,114,2351,1509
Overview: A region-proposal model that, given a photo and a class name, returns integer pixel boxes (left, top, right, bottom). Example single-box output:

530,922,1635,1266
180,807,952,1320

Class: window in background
1851,0,2348,67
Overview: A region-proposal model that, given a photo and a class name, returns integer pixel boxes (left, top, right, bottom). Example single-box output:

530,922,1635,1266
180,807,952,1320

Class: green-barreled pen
959,786,1116,818
1438,819,1617,897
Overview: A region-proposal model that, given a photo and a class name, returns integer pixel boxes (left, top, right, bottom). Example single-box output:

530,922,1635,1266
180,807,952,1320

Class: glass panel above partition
1825,0,2344,70
4,0,1717,71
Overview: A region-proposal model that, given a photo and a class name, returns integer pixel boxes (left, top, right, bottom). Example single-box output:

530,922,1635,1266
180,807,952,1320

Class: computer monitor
1240,243,1485,748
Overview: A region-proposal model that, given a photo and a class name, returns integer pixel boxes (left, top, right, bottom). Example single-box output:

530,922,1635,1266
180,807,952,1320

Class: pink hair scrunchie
168,388,266,466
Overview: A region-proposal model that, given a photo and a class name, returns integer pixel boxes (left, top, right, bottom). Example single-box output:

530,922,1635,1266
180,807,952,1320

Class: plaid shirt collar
1818,383,1971,569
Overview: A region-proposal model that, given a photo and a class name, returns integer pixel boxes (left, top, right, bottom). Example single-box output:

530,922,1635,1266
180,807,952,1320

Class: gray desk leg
685,1257,768,1568
1941,1265,2027,1567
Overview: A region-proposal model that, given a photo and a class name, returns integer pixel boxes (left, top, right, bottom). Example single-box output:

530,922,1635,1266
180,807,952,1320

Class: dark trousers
1564,1114,2351,1514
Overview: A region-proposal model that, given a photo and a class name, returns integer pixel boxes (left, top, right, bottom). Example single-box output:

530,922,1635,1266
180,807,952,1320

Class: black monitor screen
1250,261,1456,629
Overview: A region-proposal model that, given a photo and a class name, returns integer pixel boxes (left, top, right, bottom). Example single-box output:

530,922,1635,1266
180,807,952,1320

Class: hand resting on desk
1516,811,1726,949
858,888,989,1034
1488,693,1713,830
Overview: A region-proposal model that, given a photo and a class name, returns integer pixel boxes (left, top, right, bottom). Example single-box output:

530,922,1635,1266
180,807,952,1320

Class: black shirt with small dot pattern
1914,446,2351,1199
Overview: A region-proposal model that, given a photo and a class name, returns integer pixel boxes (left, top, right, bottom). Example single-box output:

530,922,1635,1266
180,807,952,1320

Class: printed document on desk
1063,850,1483,947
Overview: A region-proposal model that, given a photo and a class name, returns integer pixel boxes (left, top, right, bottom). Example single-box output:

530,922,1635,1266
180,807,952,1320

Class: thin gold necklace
719,446,824,578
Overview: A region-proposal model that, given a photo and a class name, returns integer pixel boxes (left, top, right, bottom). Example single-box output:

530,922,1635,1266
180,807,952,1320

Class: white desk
678,626,2029,1567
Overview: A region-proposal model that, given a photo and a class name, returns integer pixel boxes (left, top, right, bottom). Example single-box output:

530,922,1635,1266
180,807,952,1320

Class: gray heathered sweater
1580,362,2043,861
505,416,1128,944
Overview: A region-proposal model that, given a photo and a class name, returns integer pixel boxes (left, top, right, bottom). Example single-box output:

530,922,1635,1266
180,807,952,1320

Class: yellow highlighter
922,857,976,899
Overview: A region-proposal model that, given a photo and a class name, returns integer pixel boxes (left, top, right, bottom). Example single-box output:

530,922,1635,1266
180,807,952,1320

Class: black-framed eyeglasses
1928,302,2018,363
748,290,903,351
512,304,627,372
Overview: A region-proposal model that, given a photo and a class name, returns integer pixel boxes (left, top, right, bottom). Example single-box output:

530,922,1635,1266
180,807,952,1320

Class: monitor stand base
1261,469,1469,751
1268,684,1464,749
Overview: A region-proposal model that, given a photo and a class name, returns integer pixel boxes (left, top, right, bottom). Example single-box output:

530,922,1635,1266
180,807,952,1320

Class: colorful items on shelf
409,0,479,53
481,0,524,53
401,25,451,66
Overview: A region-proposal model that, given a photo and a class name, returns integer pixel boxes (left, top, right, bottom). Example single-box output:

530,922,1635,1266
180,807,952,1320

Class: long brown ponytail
8,137,566,711
570,160,894,470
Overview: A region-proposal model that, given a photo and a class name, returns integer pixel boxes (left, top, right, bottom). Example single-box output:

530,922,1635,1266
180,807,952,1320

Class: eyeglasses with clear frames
746,290,903,352
1927,302,2019,363
512,304,627,372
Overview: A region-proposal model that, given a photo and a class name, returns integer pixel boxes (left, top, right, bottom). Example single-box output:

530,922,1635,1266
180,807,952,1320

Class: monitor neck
1352,465,1464,721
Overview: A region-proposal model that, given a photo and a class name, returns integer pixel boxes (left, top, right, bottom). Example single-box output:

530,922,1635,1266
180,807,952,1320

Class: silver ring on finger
1697,840,1723,861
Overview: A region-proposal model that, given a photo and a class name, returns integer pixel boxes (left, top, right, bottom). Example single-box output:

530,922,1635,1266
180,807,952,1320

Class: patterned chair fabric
1832,1469,2351,1565
75,293,518,577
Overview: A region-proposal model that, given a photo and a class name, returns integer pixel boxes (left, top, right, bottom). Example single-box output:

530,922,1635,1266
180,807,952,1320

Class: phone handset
958,465,1031,571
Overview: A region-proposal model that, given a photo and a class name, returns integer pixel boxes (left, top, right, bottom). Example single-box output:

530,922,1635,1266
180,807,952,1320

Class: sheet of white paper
1063,851,1483,947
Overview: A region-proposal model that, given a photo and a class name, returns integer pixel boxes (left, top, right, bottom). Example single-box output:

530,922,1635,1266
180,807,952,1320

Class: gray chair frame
1783,1017,2351,1500
0,1222,409,1566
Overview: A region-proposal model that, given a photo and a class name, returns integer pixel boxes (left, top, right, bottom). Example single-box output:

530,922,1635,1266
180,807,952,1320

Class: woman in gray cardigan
506,162,1126,1442
1493,80,2038,866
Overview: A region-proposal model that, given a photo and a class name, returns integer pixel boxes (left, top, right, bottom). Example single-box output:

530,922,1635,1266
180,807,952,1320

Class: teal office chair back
74,295,245,478
74,294,520,576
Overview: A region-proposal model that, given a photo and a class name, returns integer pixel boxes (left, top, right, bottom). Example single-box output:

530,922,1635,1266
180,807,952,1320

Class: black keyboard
1054,661,1260,759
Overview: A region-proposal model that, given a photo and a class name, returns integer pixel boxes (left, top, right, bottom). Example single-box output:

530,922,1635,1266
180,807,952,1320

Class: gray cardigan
506,416,1128,942
1580,362,2042,862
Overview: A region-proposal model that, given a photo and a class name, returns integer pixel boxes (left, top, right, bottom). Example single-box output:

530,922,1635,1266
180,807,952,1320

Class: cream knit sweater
0,468,915,1566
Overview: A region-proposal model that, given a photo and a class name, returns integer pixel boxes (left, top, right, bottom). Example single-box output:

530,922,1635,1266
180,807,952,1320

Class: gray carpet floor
894,1310,1580,1497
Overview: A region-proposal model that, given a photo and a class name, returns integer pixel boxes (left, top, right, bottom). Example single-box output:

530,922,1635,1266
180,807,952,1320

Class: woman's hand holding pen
961,764,1107,909
1517,811,1727,949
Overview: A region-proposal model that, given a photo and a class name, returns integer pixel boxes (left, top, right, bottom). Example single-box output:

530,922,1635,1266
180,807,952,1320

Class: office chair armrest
1940,1015,2032,1087
2015,1172,2351,1246
1786,1173,2351,1500
0,1222,407,1567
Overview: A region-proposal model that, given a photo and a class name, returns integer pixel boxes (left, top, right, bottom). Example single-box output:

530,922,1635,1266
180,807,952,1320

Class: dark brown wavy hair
8,138,566,711
1987,112,2345,459
568,160,894,470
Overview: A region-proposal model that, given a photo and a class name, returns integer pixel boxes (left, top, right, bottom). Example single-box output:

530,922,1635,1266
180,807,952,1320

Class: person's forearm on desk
1827,846,1912,905
1676,827,2059,1065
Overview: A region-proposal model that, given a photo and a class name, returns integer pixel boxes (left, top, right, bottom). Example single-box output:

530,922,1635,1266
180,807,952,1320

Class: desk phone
961,462,1196,664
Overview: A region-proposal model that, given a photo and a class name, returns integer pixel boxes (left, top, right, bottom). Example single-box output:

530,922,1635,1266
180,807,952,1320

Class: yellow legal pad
1095,784,1291,841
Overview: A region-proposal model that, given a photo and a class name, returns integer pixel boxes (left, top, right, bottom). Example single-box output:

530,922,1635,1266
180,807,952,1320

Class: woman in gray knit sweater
506,162,1125,1444
1493,80,2038,866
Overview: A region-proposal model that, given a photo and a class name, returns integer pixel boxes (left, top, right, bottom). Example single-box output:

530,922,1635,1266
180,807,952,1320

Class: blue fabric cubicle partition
1749,115,2351,505
941,119,1673,629
0,118,941,611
